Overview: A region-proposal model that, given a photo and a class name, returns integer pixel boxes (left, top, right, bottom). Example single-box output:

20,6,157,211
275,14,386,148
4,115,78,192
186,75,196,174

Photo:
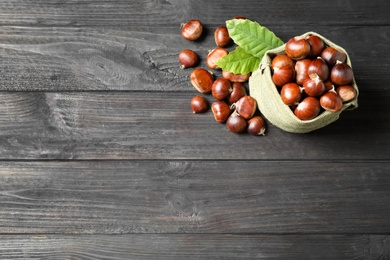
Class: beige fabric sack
249,32,359,133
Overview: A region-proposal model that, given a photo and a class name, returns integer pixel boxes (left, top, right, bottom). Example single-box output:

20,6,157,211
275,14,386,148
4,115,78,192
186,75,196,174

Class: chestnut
336,85,357,102
211,78,232,101
285,36,311,60
321,47,347,67
235,96,257,120
190,95,208,113
228,82,247,104
211,100,231,123
306,35,325,58
190,68,214,94
324,79,335,92
302,75,325,97
226,112,247,133
308,57,329,81
181,19,203,41
294,97,321,120
271,54,295,69
272,66,295,87
330,61,354,85
295,59,311,85
247,116,266,136
178,49,199,69
280,83,302,106
222,70,250,83
214,26,232,47
206,48,229,70
320,91,343,112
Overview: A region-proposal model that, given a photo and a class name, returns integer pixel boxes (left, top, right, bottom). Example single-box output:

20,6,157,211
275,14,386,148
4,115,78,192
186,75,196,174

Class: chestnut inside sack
249,32,359,133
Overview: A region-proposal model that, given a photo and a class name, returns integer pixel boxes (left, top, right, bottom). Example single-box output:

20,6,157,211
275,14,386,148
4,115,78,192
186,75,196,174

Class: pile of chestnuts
271,35,357,121
179,18,266,136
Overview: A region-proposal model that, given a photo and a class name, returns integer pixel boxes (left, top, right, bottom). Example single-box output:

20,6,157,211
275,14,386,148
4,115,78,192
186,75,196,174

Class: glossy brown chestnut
206,48,229,70
303,75,326,97
271,54,295,69
178,49,199,69
190,68,214,94
336,85,357,102
235,96,257,120
211,101,231,123
211,78,232,100
214,26,232,47
181,19,203,41
294,97,321,120
272,66,295,87
308,57,329,81
226,112,247,133
190,95,208,113
228,82,247,103
280,83,302,106
306,35,325,58
222,70,250,83
321,47,347,67
247,116,266,136
320,91,343,112
295,59,311,85
330,61,354,85
285,36,311,60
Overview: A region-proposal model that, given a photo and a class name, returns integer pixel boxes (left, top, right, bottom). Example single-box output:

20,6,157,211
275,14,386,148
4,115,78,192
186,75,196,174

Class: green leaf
226,19,284,58
215,46,260,75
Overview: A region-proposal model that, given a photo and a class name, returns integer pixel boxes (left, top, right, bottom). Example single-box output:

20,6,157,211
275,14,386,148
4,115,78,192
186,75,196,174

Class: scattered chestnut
320,91,343,112
272,66,295,87
294,97,321,121
280,83,302,106
222,70,250,82
206,48,229,70
271,54,295,69
226,112,247,133
308,57,329,81
211,78,232,100
214,26,232,47
190,95,208,113
247,116,266,136
228,82,247,103
295,59,311,85
181,19,203,41
306,35,325,58
330,61,354,85
235,96,257,120
321,46,347,67
336,85,357,102
178,49,199,69
233,16,247,20
211,100,231,123
303,75,325,97
190,68,214,94
285,36,311,60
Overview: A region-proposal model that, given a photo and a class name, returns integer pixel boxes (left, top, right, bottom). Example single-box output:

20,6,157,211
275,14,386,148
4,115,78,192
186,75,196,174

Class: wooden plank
0,25,388,91
0,234,389,259
0,161,389,234
0,0,388,28
0,91,388,160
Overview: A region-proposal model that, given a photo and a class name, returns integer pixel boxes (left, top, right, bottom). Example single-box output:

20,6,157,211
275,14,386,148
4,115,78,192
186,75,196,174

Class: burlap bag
249,32,359,133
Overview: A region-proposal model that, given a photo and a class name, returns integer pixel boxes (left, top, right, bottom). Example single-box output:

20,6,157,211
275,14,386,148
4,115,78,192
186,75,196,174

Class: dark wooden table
1,0,389,259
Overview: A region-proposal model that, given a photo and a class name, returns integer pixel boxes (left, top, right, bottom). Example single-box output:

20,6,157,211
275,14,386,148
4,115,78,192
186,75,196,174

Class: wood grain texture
0,161,389,234
0,0,388,27
0,91,388,160
0,25,388,91
0,234,389,259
